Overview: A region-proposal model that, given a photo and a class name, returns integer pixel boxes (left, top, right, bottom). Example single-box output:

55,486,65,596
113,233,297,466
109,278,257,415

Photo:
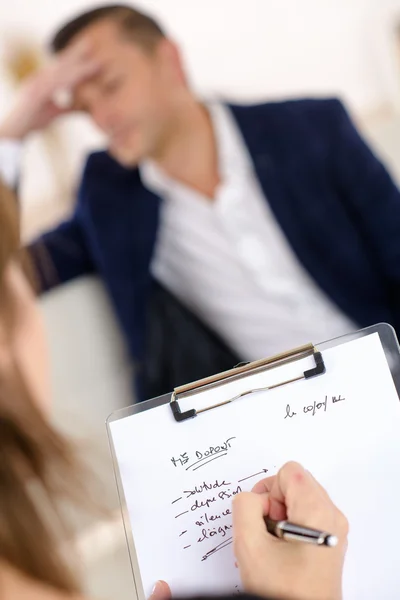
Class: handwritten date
285,395,346,420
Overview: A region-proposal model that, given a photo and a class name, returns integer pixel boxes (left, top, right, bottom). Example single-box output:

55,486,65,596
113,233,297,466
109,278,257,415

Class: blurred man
1,5,399,400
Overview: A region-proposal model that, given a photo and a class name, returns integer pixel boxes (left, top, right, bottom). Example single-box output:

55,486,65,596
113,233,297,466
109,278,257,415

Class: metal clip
170,343,325,422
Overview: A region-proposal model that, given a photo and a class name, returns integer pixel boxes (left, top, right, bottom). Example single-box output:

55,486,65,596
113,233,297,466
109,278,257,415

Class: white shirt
0,104,354,360
141,103,354,360
0,139,22,189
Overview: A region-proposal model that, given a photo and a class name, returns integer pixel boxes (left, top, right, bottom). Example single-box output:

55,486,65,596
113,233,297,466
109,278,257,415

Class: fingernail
152,581,162,595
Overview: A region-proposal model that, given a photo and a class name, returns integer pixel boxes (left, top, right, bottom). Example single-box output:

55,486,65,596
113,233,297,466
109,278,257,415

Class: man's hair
51,4,165,53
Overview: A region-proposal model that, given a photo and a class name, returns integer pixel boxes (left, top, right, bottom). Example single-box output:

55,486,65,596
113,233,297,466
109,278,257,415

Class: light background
1,0,400,236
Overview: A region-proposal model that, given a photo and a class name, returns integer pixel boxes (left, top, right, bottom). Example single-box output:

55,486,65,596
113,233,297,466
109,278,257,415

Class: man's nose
90,102,119,135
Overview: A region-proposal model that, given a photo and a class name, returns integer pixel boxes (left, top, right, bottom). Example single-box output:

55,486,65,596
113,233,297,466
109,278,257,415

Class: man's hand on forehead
0,40,102,140
47,40,103,109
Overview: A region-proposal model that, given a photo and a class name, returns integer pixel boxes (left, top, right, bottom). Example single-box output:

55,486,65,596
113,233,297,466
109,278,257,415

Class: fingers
55,39,95,72
251,470,290,521
33,41,101,106
149,581,171,600
232,491,270,565
50,59,99,111
54,51,101,90
233,491,280,597
235,464,347,600
51,48,101,94
251,475,284,519
233,491,269,535
274,462,333,525
251,476,274,495
253,462,347,537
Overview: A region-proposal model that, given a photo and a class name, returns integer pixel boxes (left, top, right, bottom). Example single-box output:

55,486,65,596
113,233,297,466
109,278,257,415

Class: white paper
110,333,400,600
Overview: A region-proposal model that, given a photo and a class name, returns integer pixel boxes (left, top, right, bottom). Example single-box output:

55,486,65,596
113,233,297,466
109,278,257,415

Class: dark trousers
143,282,242,400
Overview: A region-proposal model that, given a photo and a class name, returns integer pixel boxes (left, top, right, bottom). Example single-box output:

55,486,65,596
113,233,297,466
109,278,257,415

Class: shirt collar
140,101,252,196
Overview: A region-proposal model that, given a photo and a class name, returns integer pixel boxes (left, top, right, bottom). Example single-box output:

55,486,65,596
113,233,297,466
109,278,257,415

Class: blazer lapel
229,104,317,278
228,102,351,321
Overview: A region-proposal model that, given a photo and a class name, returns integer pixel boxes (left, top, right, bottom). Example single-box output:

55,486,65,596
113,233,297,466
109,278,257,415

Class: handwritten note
171,462,271,563
109,333,400,600
285,394,346,419
170,436,237,470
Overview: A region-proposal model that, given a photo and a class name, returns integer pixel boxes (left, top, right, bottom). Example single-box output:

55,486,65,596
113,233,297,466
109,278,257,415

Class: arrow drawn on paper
238,469,268,483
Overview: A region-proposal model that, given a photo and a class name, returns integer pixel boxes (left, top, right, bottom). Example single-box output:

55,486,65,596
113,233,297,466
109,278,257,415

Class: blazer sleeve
327,99,400,298
28,210,95,293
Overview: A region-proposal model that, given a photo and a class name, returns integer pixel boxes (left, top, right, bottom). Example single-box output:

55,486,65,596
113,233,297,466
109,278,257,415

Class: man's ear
157,39,187,86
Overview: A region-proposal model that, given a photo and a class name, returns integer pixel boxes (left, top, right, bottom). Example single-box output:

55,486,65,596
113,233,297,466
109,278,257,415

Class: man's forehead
67,19,125,55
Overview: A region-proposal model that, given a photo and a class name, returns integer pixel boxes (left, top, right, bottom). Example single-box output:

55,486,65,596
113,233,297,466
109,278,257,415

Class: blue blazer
31,98,400,376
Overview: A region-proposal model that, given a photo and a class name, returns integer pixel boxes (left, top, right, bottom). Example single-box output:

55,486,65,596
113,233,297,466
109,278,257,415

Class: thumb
149,581,171,600
233,492,272,594
233,491,269,531
233,491,270,554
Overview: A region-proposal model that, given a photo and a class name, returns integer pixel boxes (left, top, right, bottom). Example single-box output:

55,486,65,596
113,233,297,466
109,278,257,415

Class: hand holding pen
150,462,348,600
232,462,348,600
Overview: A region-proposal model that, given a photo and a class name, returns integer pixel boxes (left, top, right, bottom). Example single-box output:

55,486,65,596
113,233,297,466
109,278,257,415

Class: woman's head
0,179,81,593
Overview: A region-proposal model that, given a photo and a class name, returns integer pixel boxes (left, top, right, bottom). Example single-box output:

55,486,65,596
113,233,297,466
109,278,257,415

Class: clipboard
106,323,400,600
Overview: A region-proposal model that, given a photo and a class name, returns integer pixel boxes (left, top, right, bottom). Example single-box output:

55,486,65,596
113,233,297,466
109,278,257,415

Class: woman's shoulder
0,562,87,600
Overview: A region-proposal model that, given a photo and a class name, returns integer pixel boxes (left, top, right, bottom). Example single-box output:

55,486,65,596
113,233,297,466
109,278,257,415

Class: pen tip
325,535,338,547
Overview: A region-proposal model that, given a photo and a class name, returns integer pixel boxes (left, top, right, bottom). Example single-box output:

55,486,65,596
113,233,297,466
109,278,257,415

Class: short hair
50,4,165,53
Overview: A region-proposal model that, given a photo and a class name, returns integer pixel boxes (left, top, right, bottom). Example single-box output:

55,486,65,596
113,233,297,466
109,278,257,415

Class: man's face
68,20,184,166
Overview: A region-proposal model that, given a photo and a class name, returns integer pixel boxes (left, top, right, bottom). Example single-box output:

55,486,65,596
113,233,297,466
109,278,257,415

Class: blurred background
2,1,400,598
1,0,400,238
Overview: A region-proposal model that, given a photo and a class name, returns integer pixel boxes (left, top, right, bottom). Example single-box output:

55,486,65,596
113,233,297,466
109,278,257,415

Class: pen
265,518,338,547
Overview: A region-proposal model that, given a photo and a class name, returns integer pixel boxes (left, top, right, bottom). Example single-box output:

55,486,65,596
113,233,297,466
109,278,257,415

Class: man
1,5,399,401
